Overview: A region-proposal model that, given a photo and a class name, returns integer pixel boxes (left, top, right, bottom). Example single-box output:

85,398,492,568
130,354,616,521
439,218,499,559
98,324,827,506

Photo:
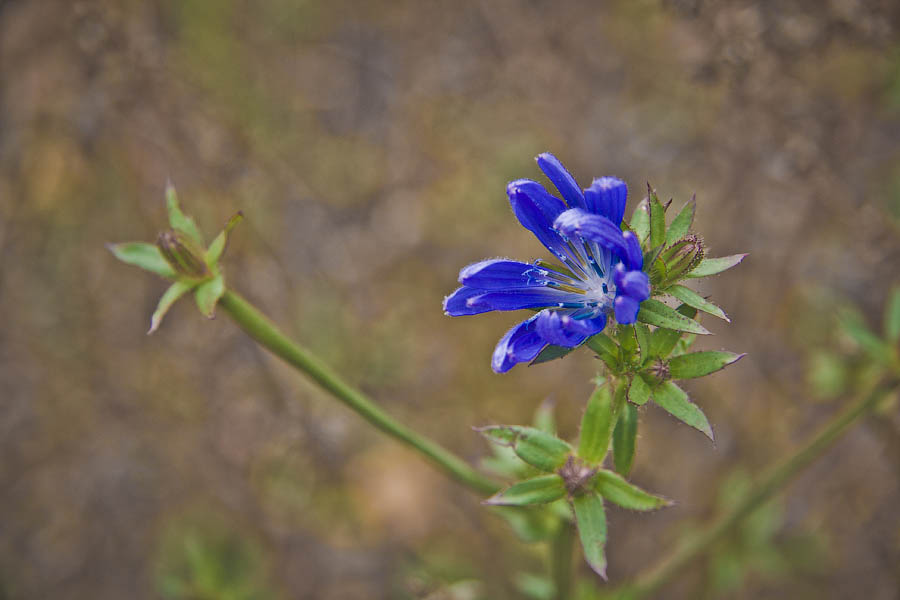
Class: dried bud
157,230,210,278
558,455,597,495
648,358,670,382
659,234,705,283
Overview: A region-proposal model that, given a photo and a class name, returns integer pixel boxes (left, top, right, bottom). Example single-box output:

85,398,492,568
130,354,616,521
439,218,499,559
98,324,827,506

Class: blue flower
444,153,650,373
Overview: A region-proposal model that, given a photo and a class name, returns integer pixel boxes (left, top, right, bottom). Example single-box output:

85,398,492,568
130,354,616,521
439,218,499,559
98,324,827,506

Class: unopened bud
157,230,209,278
648,358,670,382
659,234,704,283
557,455,597,495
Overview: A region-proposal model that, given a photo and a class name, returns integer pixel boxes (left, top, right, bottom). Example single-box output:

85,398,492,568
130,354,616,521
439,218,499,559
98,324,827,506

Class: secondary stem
610,380,896,599
218,289,500,495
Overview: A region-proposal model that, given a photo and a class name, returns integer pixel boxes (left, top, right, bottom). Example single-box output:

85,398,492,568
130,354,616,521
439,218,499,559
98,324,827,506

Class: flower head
444,153,650,373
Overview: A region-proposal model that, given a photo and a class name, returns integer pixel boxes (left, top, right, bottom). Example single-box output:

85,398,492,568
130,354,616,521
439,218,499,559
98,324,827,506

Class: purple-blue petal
612,264,650,301
553,208,629,258
536,153,586,210
534,309,607,348
622,231,643,271
443,286,492,316
507,180,572,261
584,177,627,225
466,288,578,312
459,259,542,290
492,316,547,373
614,295,641,324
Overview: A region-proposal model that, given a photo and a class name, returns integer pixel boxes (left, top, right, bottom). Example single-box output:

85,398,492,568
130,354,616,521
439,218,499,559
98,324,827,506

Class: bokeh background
1,0,899,598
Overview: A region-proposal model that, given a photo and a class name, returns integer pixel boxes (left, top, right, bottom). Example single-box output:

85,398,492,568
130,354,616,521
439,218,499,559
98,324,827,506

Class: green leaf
593,469,671,511
627,374,651,406
531,344,575,366
652,381,713,440
668,351,745,379
578,384,618,465
573,493,608,579
665,196,695,245
585,333,620,372
612,402,638,476
633,323,651,362
648,304,698,358
666,284,730,321
166,182,204,246
478,426,572,472
484,475,567,506
107,242,177,279
148,280,195,334
532,399,557,434
206,212,244,266
886,286,900,343
638,298,710,335
630,199,650,243
195,273,225,318
687,254,747,278
489,505,558,543
513,573,555,600
838,308,892,363
648,185,666,250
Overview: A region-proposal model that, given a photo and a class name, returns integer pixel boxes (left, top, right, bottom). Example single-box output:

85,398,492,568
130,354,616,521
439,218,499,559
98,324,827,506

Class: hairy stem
609,380,896,599
218,290,499,495
551,521,576,600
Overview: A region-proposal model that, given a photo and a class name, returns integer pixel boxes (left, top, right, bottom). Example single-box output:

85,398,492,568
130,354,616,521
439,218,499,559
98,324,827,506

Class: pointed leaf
665,197,695,245
649,304,698,358
633,323,651,362
206,211,244,266
687,254,747,278
478,426,572,472
531,344,575,366
573,493,608,579
630,199,650,243
578,383,618,465
628,374,651,406
652,381,713,440
484,475,566,506
165,183,204,246
666,284,730,321
648,185,666,250
585,333,620,372
593,469,671,511
612,402,638,476
638,298,710,335
107,242,176,279
148,280,195,334
195,273,225,318
886,285,900,343
669,351,745,379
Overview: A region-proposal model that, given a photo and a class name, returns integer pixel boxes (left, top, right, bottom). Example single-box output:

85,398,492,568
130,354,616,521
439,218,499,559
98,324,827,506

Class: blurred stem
551,521,576,600
610,379,897,600
218,290,500,495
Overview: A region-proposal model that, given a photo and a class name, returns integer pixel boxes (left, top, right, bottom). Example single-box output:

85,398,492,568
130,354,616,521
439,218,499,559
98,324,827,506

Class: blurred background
1,0,899,598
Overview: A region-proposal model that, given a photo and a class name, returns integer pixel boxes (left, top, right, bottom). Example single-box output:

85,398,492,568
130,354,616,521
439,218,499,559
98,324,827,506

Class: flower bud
659,234,705,283
156,230,210,278
647,358,670,383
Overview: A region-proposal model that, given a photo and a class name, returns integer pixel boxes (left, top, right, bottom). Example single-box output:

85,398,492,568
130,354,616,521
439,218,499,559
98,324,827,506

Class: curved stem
218,290,500,495
609,380,897,599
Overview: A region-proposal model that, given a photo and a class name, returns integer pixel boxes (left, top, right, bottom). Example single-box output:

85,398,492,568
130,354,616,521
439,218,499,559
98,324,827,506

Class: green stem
611,380,896,599
551,521,576,600
218,290,500,495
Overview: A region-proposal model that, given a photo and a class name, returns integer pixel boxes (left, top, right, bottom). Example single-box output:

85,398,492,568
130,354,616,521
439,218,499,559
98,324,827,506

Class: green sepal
483,474,567,506
638,298,710,335
195,272,226,318
665,196,695,245
886,285,900,343
593,469,671,511
630,199,650,243
165,183,204,247
572,493,608,579
206,212,244,266
652,381,713,440
648,184,667,250
477,426,572,473
612,402,638,476
687,254,747,278
531,344,575,366
627,373,652,406
148,279,196,334
616,324,638,365
585,333,620,372
666,284,729,321
578,383,619,465
107,242,176,279
648,304,698,358
668,351,745,380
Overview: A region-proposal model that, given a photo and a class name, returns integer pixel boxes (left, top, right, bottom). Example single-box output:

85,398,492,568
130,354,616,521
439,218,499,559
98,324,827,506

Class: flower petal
612,264,650,301
444,286,492,316
621,231,643,271
466,288,581,313
614,295,641,324
584,177,627,225
536,153,586,210
535,309,608,348
554,208,628,258
459,259,543,290
507,180,573,261
492,316,547,373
